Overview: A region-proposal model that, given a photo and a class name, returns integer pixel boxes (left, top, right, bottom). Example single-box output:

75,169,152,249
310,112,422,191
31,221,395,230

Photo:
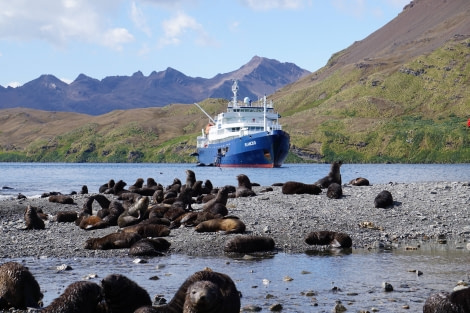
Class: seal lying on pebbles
145,270,240,313
84,232,142,250
41,281,102,313
48,194,74,204
0,262,43,310
224,235,275,253
305,231,352,248
282,181,321,195
55,210,78,223
195,217,245,234
120,223,171,237
314,161,342,188
423,287,470,313
101,274,152,313
349,177,370,186
129,238,171,256
374,190,394,208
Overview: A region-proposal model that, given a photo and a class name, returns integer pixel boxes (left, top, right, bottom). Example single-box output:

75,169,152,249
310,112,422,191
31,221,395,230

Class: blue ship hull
195,130,290,168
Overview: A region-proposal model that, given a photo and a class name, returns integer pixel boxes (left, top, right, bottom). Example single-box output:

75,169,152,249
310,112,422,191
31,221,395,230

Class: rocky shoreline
1,181,470,259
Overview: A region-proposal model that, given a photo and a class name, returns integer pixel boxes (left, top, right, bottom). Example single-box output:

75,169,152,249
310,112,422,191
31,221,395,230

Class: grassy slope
0,38,468,163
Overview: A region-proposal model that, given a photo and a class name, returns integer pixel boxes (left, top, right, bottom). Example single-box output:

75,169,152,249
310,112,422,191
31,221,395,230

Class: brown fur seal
281,181,321,195
48,194,74,204
0,262,43,310
423,287,470,313
101,274,152,313
314,161,342,188
305,231,352,248
84,232,142,250
374,190,393,208
120,224,171,237
55,211,78,223
171,186,194,211
150,270,240,313
98,200,125,226
78,215,108,230
349,177,370,186
195,217,245,234
129,178,145,192
129,238,171,256
235,174,256,197
24,205,45,230
202,186,229,211
117,196,149,228
224,235,275,253
326,183,342,199
185,169,197,189
99,179,115,193
42,281,102,313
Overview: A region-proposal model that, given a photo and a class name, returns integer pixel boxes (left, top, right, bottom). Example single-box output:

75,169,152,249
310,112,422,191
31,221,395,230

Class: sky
0,0,411,88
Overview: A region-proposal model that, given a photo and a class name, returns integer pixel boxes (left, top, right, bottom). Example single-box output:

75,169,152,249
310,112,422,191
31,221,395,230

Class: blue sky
0,0,410,88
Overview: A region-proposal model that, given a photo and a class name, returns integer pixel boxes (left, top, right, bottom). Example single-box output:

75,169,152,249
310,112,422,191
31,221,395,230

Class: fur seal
326,183,342,199
24,205,45,230
117,196,149,228
42,281,102,313
0,262,43,310
195,217,245,234
120,224,171,237
78,215,108,230
305,231,352,248
55,211,78,223
129,178,145,192
314,161,343,188
151,270,240,313
423,287,470,313
281,181,321,195
349,177,370,186
84,232,142,250
48,194,74,204
99,179,115,193
374,190,393,208
129,238,171,256
224,235,275,253
235,174,256,197
185,169,197,189
202,186,229,211
101,274,152,313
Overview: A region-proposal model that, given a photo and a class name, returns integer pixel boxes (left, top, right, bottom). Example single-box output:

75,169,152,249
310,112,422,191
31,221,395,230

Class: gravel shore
1,180,469,259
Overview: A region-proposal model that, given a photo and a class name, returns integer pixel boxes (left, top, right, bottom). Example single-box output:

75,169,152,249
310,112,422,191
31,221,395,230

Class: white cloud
7,82,21,88
131,1,152,37
103,28,135,51
0,0,134,49
240,0,305,10
158,11,215,48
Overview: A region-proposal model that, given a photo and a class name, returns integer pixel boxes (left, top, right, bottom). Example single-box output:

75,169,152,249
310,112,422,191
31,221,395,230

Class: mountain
0,56,310,115
0,0,468,163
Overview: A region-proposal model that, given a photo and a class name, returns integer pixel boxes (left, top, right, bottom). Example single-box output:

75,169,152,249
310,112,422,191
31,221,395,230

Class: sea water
1,163,469,312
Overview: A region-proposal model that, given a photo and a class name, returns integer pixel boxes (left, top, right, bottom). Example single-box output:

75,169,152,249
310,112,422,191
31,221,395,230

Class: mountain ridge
0,56,310,115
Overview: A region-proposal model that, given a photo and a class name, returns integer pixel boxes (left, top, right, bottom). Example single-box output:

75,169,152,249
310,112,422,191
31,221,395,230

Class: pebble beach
1,181,469,258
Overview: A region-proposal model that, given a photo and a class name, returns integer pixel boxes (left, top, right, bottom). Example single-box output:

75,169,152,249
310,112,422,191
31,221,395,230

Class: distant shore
1,181,469,259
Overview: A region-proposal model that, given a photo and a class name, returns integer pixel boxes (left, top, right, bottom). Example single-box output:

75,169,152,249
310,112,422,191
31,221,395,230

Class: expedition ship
192,80,290,167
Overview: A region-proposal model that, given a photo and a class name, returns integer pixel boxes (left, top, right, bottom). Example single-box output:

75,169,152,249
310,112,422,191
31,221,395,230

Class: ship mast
232,80,239,108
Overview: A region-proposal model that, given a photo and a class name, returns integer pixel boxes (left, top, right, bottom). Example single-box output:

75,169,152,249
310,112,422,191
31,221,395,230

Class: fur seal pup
78,215,108,230
150,270,240,313
423,287,470,313
55,211,78,223
48,194,74,204
195,217,245,234
24,205,45,230
129,238,171,256
117,196,149,228
101,274,152,313
84,232,142,250
120,224,171,237
281,181,321,195
326,183,342,199
314,161,343,188
0,262,43,310
349,177,370,186
305,231,352,248
374,190,393,208
42,281,102,313
224,235,275,253
99,179,115,193
235,174,256,197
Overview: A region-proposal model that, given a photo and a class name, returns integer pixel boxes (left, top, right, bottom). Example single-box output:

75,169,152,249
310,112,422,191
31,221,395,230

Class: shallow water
6,241,470,312
1,162,469,198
